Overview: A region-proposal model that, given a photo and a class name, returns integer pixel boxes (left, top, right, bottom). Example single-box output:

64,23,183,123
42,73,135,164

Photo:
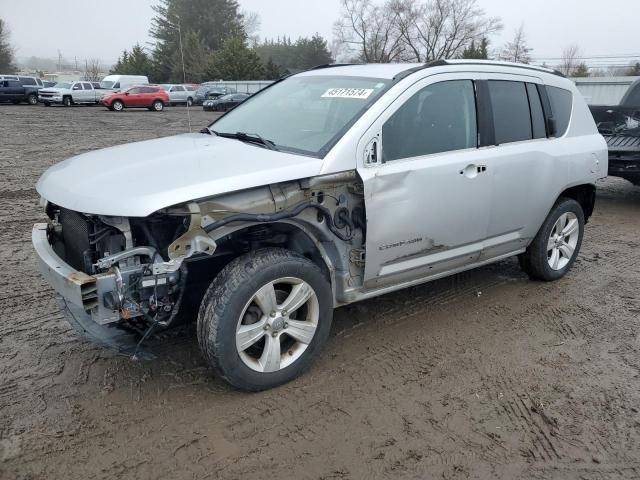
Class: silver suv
33,60,607,390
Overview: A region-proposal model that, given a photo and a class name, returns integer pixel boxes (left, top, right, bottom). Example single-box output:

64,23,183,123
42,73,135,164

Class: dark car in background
0,79,40,105
202,93,249,112
194,84,237,105
589,79,640,186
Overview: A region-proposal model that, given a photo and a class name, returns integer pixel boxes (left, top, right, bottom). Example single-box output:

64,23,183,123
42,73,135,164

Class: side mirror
125,92,130,96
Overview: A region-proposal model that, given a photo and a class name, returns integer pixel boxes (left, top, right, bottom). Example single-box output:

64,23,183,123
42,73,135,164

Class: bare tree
392,0,502,62
83,58,103,81
0,18,16,73
500,25,532,64
334,0,501,63
558,44,580,76
242,10,261,47
333,0,406,63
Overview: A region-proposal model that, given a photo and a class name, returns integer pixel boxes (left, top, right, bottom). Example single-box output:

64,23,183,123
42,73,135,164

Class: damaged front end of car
33,172,366,354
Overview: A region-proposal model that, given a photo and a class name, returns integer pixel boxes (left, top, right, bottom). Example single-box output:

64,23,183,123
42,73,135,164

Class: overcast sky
1,0,639,67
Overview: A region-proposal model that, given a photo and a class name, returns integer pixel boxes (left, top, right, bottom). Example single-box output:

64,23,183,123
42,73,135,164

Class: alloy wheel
547,212,579,270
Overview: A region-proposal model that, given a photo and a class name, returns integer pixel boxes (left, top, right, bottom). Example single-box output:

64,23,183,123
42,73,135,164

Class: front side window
211,75,390,157
72,83,82,90
127,87,141,94
488,81,532,145
547,86,573,137
382,80,477,162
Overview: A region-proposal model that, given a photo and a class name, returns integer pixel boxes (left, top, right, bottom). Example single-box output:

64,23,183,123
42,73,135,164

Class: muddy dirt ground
1,104,640,480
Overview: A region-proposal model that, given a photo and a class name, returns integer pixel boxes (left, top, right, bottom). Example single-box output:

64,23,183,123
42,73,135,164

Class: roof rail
310,63,358,70
394,59,565,82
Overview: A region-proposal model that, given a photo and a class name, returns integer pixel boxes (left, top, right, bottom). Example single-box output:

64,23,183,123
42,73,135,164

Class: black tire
44,102,51,107
197,248,333,391
186,97,193,107
62,96,72,107
519,197,584,281
152,100,164,112
112,100,124,112
27,94,38,105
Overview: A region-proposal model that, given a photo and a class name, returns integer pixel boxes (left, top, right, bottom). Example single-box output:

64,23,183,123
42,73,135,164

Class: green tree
573,62,590,77
206,36,264,80
627,62,640,76
110,44,154,77
171,31,210,83
255,34,333,73
461,38,489,59
263,57,284,80
0,18,16,73
150,0,244,82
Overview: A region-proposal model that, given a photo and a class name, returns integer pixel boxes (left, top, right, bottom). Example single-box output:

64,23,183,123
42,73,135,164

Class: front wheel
62,96,72,107
112,100,124,111
519,197,584,281
197,248,333,391
152,100,164,112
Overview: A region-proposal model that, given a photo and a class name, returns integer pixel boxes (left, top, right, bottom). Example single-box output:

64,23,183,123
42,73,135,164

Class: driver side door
357,74,493,289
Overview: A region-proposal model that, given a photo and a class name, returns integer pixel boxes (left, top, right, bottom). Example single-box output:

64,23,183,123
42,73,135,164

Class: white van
100,75,149,92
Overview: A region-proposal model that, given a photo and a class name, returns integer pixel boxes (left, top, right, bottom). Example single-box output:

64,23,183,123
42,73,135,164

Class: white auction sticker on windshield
322,88,374,99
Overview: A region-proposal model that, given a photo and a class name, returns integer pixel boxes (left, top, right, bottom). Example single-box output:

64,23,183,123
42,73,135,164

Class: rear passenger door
358,74,493,288
477,75,560,259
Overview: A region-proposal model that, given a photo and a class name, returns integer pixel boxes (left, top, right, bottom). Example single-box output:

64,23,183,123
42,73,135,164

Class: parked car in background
100,75,149,92
0,75,44,88
203,93,249,112
38,81,106,106
102,85,169,111
0,79,40,105
161,84,195,106
33,61,607,391
42,80,57,88
194,84,237,105
589,79,640,186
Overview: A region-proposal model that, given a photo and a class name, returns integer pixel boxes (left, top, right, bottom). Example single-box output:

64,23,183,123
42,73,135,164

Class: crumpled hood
37,133,322,217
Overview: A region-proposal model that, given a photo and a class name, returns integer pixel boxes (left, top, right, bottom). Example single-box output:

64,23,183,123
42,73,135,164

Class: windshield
100,81,115,89
54,82,72,89
210,75,390,157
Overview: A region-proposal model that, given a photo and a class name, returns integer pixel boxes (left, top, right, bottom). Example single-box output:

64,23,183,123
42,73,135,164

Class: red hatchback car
102,85,170,112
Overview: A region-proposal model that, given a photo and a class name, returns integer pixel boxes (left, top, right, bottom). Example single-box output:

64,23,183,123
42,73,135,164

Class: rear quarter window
19,77,36,86
547,86,573,137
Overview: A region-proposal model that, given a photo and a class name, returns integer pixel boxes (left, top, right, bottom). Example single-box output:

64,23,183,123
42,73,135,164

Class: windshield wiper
212,130,279,151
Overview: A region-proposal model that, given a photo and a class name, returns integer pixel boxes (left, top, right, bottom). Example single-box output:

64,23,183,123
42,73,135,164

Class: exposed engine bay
42,171,366,328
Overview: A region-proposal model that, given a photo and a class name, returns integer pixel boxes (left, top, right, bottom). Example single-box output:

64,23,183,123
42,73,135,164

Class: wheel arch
205,221,342,306
557,183,596,223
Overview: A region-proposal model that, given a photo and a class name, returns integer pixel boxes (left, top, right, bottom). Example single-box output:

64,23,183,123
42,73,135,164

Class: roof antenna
177,21,192,133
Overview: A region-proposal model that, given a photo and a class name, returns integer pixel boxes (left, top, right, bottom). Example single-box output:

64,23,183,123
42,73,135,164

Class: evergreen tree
170,31,210,83
110,44,154,77
206,36,264,80
0,18,16,73
461,38,489,59
573,62,590,77
150,0,244,82
627,62,640,77
263,57,284,80
254,34,333,74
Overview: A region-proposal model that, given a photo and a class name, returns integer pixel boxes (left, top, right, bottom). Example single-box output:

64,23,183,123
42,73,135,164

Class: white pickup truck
38,81,107,107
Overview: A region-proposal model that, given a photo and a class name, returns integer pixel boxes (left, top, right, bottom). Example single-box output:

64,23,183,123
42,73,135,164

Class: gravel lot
1,104,640,480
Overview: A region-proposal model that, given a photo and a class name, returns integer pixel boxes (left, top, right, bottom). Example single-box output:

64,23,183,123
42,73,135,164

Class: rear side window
488,81,532,144
383,80,477,162
19,77,36,86
547,86,573,137
526,83,547,139
82,82,92,90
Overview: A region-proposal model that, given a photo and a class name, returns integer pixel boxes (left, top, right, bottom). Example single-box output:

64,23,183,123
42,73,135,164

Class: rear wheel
27,94,38,105
152,100,164,112
519,197,584,281
112,100,124,112
197,248,333,391
186,97,193,107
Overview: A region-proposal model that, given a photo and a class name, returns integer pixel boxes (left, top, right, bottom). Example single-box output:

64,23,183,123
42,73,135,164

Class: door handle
460,164,487,178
